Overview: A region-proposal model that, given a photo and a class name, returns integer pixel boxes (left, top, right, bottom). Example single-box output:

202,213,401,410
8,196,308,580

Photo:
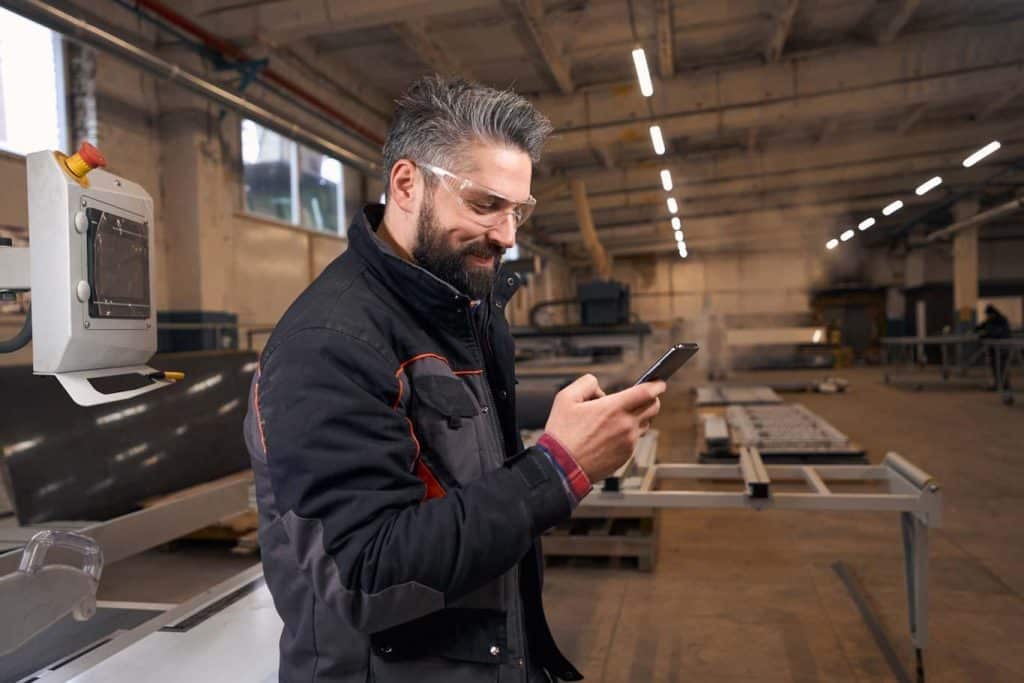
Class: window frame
239,118,348,237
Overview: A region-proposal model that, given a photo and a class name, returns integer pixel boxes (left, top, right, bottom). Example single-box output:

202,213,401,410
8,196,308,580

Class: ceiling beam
974,83,1024,122
532,21,1024,156
391,20,470,77
875,0,922,44
896,103,928,135
511,0,574,94
593,145,616,170
655,0,675,78
816,118,839,144
270,42,393,128
764,0,799,63
196,0,494,44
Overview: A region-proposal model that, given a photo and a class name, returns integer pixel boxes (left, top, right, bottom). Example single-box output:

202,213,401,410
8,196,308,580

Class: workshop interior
0,1,1022,681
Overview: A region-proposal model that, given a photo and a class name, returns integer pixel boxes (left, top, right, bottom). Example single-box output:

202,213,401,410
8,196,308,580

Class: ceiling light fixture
631,48,654,97
667,197,678,214
915,176,942,196
671,216,681,230
858,217,875,231
962,141,1001,167
840,229,855,242
882,200,903,216
660,169,673,191
649,125,665,155
826,238,839,250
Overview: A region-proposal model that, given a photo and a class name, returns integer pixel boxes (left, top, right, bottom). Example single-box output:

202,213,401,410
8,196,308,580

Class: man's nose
488,213,516,250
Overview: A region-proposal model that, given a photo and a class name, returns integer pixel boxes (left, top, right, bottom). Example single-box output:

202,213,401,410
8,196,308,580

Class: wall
610,250,818,325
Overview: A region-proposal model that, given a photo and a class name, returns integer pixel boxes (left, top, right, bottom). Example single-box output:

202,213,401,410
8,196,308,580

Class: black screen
86,208,150,320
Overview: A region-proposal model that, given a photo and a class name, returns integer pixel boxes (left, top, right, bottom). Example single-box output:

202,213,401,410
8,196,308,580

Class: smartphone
634,343,699,385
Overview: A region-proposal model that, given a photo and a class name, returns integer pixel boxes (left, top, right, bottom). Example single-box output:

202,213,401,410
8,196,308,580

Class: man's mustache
462,241,504,262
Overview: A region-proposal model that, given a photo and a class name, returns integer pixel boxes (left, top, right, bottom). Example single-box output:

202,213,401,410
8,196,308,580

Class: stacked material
695,385,783,406
726,404,861,456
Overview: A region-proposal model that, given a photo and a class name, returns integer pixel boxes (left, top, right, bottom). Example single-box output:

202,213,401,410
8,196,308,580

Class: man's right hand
543,374,667,482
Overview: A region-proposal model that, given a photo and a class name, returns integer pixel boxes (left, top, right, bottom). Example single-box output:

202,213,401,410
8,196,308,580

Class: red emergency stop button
64,142,107,178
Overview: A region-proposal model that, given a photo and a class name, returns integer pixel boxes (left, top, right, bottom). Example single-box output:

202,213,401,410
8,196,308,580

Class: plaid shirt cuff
537,433,592,505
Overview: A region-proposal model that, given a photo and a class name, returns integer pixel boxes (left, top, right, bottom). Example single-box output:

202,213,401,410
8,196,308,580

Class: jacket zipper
465,306,530,682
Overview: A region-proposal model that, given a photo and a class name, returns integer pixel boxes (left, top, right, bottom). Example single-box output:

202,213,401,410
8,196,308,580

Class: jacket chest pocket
410,375,493,486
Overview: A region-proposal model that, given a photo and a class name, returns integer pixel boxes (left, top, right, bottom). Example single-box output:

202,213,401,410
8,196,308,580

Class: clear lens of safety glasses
420,163,536,229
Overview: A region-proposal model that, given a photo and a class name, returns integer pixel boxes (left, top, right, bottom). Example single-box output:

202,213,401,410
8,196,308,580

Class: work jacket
244,204,584,683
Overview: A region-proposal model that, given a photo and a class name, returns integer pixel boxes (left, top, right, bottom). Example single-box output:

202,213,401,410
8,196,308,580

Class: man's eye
469,199,498,213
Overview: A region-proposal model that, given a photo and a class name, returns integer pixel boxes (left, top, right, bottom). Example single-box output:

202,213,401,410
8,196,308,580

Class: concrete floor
96,366,1024,682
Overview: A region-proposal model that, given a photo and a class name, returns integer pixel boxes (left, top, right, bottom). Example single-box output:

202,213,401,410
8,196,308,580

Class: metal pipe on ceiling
924,196,1024,243
4,0,380,175
127,0,385,147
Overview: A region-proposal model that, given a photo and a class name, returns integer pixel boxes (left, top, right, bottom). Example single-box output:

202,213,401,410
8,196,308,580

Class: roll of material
0,351,256,524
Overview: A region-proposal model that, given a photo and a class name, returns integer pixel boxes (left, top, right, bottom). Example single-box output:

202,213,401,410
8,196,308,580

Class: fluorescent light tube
826,239,839,250
632,48,654,97
671,216,681,230
649,125,665,155
915,176,942,196
660,169,673,191
882,200,903,216
963,141,1001,167
667,197,678,214
858,217,875,231
840,229,855,242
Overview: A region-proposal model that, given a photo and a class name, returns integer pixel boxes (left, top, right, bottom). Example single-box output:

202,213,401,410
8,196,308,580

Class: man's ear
389,159,419,215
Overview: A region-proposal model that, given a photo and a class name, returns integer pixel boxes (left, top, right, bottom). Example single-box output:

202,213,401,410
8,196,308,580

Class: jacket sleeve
254,327,573,634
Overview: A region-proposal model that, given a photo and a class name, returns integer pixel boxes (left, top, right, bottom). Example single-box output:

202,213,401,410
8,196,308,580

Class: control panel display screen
86,208,150,320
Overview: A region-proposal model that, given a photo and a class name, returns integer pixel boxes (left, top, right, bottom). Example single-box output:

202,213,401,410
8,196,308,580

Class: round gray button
76,280,91,302
74,211,88,234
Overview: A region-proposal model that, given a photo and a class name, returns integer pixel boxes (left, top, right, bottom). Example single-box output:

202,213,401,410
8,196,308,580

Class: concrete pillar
156,67,236,313
951,198,980,327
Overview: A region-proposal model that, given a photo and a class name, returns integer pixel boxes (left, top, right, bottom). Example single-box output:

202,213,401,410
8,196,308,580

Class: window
0,8,68,156
241,119,347,235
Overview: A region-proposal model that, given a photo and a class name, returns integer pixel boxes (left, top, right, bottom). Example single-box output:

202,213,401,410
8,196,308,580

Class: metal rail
581,449,941,678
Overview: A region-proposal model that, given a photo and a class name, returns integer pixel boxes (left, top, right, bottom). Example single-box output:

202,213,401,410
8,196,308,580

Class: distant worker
244,76,665,682
976,304,1012,391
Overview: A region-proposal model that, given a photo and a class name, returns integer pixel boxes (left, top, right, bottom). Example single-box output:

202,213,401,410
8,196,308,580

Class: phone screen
635,343,700,385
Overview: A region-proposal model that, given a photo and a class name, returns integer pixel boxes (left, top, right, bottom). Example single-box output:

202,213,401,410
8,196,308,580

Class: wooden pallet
542,506,659,571
140,476,260,554
527,429,661,571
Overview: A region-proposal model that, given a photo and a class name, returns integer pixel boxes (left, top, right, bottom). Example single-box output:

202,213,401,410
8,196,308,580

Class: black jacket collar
348,204,523,317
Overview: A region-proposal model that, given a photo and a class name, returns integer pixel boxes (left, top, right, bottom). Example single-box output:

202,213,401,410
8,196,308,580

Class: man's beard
411,197,504,300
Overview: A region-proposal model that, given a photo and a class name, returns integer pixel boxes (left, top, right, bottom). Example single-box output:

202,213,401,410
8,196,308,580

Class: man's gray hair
382,75,553,189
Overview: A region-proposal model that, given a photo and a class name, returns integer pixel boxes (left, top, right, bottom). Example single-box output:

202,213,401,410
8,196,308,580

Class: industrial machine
0,144,252,673
0,142,176,406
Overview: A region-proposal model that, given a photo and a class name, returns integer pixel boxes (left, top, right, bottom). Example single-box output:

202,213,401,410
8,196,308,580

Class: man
244,76,665,683
976,304,1012,391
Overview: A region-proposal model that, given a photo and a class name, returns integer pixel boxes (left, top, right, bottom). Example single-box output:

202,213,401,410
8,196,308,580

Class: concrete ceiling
180,0,1024,259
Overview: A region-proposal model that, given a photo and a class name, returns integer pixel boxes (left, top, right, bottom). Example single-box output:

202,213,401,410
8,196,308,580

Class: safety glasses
418,162,537,229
